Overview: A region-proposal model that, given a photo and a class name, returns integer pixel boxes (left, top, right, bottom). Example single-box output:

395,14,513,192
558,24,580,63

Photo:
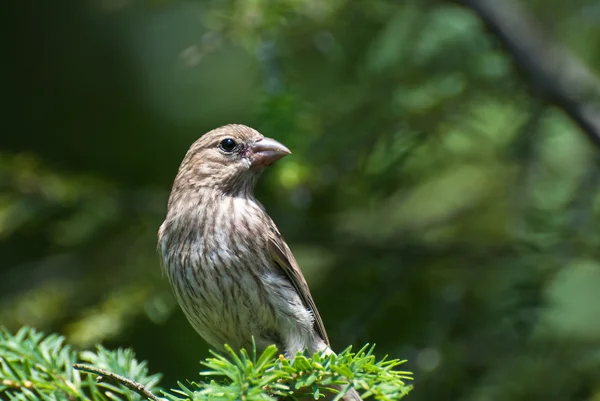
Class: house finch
158,124,362,401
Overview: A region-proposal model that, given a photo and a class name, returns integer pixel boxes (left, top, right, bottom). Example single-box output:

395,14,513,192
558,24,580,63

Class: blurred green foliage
3,0,600,400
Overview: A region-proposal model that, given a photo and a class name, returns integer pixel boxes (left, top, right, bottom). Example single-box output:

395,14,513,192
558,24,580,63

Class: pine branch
73,364,163,401
0,326,162,401
166,343,413,401
0,326,413,401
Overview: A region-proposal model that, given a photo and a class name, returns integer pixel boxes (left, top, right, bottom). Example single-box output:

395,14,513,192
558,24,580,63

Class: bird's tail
335,386,363,401
312,340,364,401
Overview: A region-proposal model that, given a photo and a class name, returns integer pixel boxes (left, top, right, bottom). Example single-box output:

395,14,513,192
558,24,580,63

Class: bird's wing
267,231,330,345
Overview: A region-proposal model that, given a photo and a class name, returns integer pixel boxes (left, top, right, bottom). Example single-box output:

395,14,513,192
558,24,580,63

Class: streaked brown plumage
158,124,361,400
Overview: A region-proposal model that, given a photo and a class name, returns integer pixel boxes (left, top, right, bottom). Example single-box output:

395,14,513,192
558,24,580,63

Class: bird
158,124,362,401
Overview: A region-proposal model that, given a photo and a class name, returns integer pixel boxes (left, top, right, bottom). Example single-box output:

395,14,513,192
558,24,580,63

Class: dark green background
3,1,600,400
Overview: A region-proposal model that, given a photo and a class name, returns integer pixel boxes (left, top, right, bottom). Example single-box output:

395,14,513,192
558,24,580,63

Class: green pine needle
0,326,413,401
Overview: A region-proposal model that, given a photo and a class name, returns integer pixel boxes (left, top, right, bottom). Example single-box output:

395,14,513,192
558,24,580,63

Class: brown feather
267,232,330,345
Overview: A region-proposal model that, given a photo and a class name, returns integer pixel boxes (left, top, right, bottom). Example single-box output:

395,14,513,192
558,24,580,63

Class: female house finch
158,124,361,400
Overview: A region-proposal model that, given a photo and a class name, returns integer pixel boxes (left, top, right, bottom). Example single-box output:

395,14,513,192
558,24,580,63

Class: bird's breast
159,196,282,349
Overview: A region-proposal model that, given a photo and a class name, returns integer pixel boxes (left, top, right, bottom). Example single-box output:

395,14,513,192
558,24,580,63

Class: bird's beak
250,137,291,168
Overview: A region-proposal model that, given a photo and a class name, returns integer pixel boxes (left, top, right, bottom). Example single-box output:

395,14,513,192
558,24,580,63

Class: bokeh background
3,0,600,400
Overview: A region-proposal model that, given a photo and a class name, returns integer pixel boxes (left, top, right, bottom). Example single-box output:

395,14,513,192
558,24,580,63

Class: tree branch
449,0,600,148
73,363,162,401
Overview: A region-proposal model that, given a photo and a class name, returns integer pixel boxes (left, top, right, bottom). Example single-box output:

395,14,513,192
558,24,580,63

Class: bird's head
172,124,291,197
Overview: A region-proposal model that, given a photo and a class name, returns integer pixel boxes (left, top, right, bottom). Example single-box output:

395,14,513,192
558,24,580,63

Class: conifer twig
73,363,162,401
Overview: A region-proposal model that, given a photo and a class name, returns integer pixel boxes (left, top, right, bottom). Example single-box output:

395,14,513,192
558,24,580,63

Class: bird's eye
219,138,237,153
